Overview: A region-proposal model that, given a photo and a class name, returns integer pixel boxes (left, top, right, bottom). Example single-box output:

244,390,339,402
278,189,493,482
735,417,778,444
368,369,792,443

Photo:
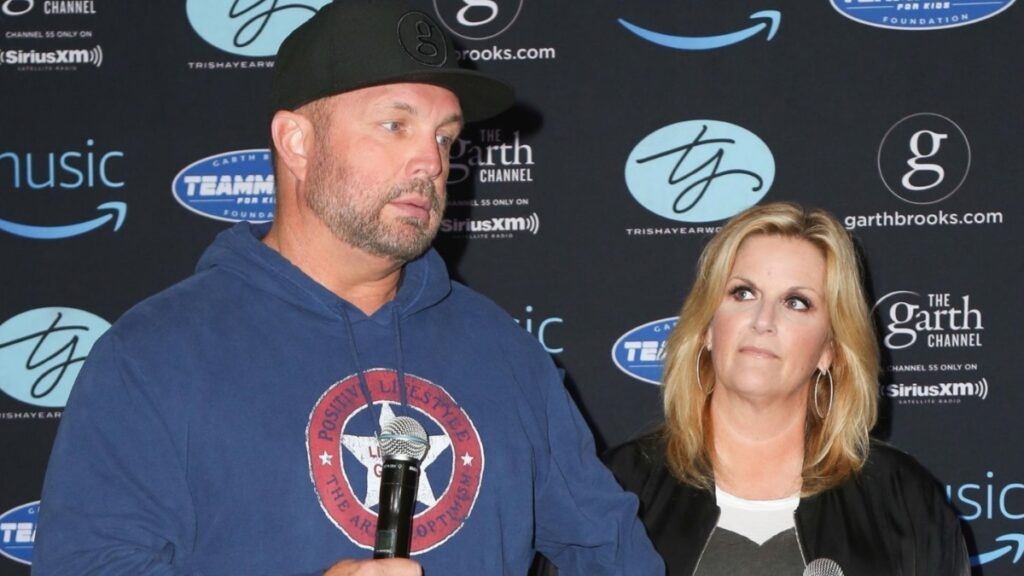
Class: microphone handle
373,458,420,559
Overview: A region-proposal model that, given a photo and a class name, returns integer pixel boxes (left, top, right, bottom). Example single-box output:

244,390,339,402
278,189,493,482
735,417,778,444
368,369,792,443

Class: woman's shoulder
602,431,668,489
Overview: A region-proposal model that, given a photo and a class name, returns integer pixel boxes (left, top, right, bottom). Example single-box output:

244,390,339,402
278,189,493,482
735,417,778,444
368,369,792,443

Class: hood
194,222,453,324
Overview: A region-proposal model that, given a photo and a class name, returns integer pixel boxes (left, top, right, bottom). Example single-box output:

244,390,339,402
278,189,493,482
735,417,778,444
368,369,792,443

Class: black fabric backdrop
1,1,1021,573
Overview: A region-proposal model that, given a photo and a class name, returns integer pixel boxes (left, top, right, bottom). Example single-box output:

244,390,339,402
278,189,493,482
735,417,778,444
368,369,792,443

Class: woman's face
706,235,833,401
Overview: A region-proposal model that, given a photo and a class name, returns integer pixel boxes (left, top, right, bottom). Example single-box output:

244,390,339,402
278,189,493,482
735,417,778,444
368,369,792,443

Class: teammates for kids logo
306,369,483,554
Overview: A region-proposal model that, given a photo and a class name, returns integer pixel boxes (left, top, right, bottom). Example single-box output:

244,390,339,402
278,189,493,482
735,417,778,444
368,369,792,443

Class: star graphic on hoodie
341,402,452,510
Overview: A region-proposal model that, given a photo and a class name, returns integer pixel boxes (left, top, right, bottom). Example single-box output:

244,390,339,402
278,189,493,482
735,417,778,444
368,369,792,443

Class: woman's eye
381,121,402,133
730,286,755,301
786,297,811,311
436,134,453,147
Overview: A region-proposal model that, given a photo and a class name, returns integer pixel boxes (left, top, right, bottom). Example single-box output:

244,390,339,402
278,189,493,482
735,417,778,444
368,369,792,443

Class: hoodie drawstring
340,304,411,436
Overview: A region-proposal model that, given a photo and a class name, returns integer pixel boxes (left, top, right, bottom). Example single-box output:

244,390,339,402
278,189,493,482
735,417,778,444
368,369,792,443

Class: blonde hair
662,202,878,495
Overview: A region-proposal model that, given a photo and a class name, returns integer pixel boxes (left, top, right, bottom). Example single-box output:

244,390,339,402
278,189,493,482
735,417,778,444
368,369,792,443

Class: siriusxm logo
0,501,38,566
186,0,329,57
0,139,127,240
872,291,983,350
440,212,539,236
946,471,1024,566
0,307,110,408
832,0,1015,30
433,0,523,40
612,317,677,385
172,149,275,223
625,120,773,223
0,46,103,67
618,10,780,50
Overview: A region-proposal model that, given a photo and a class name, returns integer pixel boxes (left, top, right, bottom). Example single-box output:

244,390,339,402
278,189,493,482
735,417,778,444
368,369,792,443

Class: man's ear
271,110,314,182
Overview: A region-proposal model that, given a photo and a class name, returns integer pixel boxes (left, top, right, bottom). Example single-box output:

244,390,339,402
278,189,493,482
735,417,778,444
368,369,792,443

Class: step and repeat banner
1,1,1021,574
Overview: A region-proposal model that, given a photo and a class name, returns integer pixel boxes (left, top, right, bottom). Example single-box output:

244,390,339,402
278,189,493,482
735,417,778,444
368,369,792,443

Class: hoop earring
696,347,713,395
813,368,833,419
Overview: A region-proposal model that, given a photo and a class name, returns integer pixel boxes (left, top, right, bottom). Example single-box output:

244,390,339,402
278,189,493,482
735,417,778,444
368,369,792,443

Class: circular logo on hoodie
307,369,483,554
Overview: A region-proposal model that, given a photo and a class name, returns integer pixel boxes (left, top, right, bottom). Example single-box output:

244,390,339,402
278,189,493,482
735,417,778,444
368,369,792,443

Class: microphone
804,558,844,576
373,416,429,559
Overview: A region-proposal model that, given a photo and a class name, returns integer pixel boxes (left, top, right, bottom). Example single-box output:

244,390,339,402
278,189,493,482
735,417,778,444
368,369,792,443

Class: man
33,1,663,575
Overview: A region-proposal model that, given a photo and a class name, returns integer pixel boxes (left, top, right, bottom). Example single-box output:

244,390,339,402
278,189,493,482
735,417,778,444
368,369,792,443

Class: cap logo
398,11,448,67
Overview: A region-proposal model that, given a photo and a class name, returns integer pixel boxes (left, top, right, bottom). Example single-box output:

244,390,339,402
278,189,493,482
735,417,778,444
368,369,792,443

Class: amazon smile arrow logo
618,10,781,50
0,202,127,240
973,534,1024,566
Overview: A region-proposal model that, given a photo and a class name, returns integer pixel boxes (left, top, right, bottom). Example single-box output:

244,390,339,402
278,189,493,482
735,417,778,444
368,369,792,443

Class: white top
715,485,800,545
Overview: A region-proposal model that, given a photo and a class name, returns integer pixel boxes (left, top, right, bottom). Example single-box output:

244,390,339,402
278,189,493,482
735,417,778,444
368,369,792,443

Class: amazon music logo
0,307,110,408
625,120,774,223
186,0,329,57
0,139,127,240
947,471,1024,567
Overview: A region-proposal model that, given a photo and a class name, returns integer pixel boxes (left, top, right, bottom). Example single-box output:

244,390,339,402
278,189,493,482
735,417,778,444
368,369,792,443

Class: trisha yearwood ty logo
186,0,330,57
625,120,773,223
0,307,110,408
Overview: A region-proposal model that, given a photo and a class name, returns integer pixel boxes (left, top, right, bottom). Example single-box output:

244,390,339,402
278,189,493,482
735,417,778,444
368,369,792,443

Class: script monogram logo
186,0,329,58
457,0,498,27
433,0,522,40
878,112,970,205
902,130,947,191
0,308,110,408
625,120,774,223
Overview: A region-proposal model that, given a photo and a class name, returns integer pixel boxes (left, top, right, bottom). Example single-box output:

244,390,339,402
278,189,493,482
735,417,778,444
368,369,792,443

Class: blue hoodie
34,222,663,576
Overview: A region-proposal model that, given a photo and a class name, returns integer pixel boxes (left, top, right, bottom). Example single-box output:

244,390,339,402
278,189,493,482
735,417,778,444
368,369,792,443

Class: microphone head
804,559,844,576
379,416,429,462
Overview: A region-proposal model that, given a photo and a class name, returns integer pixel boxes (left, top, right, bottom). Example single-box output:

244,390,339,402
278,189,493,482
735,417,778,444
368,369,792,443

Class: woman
605,202,969,575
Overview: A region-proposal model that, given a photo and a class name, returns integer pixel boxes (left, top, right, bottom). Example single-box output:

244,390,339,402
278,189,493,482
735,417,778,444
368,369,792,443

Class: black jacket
600,435,970,576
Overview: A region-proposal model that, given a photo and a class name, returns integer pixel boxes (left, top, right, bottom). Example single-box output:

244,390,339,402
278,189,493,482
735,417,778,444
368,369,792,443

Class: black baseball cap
271,0,514,122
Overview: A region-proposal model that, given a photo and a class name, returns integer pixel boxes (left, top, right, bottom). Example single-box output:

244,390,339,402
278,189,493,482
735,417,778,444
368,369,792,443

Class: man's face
303,83,463,262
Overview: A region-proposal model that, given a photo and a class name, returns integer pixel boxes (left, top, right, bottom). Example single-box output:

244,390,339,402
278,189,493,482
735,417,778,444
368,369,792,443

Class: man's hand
323,558,422,576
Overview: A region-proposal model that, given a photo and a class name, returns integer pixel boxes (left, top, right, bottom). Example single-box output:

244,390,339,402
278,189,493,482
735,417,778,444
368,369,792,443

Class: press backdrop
1,1,1021,574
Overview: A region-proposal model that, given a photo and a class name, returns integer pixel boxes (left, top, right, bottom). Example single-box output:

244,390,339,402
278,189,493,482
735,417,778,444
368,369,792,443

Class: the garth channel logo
0,307,110,408
186,0,329,57
832,0,1015,31
0,501,38,566
172,149,275,223
612,317,677,385
625,120,774,224
873,290,983,350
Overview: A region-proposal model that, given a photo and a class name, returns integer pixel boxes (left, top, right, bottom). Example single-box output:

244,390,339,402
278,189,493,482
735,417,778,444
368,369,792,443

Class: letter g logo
2,0,33,17
878,113,970,205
